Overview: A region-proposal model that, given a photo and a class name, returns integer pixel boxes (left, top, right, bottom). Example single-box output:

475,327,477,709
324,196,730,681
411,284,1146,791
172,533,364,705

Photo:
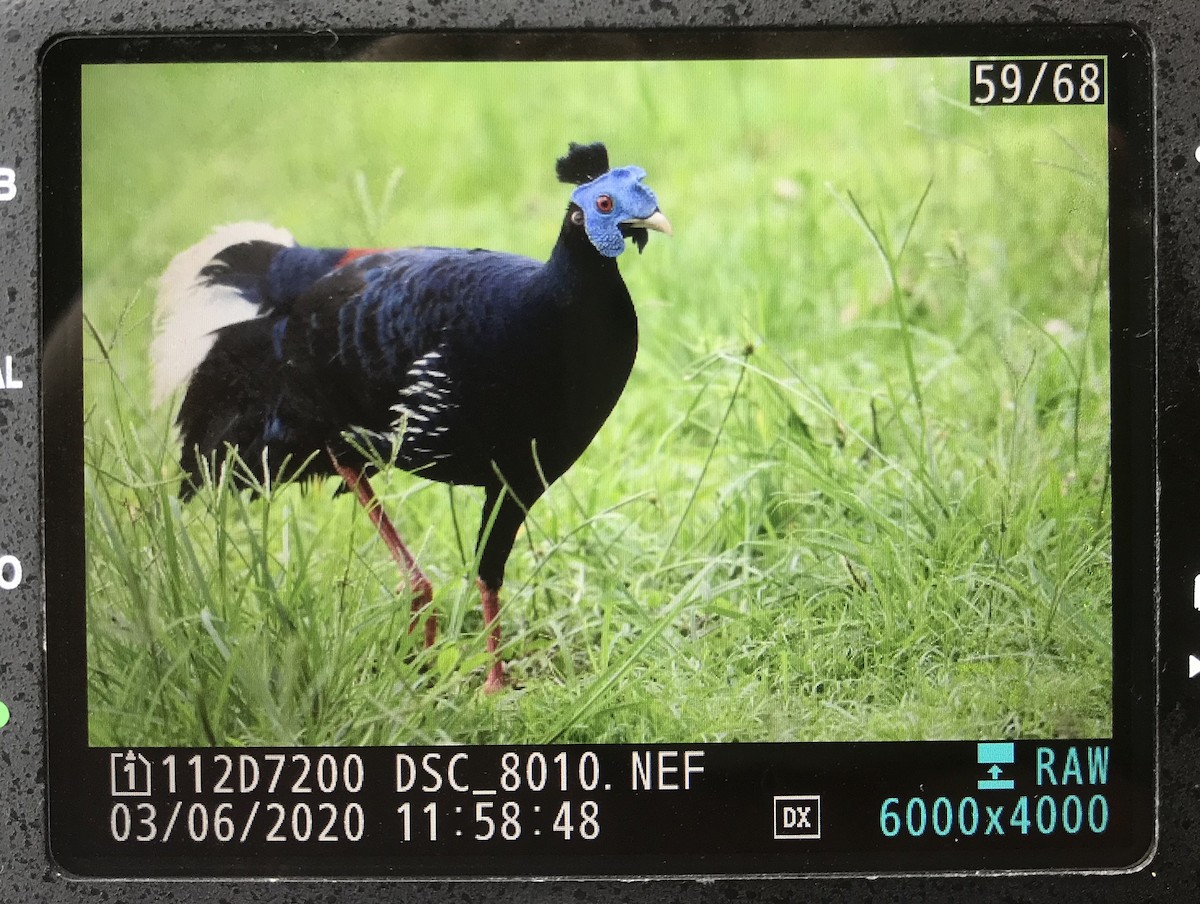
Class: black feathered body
157,143,667,689
176,217,638,583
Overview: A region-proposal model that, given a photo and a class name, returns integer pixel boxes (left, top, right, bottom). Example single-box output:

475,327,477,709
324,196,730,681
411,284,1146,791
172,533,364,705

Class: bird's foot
399,579,437,648
476,579,507,693
482,662,507,695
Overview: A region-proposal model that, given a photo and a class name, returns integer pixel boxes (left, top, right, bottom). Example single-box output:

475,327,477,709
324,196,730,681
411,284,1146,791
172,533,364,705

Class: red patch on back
335,247,385,269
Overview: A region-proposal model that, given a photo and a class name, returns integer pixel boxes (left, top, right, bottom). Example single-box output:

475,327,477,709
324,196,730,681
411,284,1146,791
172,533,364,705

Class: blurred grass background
81,57,1112,745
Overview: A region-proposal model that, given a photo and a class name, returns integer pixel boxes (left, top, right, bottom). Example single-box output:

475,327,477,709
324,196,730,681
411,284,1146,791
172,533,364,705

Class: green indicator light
0,701,9,729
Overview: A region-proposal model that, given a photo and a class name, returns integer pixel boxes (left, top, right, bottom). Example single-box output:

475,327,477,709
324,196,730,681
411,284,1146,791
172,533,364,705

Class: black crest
556,142,610,185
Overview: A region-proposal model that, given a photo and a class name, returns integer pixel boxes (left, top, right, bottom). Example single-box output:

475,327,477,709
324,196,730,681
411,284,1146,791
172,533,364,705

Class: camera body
3,0,1200,900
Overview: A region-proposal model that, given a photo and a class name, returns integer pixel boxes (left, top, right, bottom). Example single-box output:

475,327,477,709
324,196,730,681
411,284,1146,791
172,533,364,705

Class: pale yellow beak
628,210,673,236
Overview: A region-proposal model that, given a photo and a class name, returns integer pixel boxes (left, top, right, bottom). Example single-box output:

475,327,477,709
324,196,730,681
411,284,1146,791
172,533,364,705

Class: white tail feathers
151,222,295,407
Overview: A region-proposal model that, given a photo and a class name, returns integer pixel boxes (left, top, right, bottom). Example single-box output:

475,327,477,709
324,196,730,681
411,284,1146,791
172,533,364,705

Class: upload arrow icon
977,742,1016,791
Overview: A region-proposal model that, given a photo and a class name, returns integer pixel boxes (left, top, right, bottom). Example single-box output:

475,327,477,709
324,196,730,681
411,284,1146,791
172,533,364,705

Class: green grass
81,57,1112,746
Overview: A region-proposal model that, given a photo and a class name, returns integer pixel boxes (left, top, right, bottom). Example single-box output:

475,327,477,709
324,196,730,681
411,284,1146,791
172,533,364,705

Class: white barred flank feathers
150,222,296,407
390,346,454,434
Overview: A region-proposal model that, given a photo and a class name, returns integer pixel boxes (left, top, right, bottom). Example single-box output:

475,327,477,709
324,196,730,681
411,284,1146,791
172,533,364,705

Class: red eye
595,194,614,213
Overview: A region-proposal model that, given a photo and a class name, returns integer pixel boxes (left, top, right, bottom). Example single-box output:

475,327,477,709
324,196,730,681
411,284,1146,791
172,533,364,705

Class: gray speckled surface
2,0,1199,900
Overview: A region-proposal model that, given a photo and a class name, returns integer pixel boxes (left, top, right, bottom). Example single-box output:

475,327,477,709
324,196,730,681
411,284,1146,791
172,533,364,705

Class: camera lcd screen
40,28,1156,878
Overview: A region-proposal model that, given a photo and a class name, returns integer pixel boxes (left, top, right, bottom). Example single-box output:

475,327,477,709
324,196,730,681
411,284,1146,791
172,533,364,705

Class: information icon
110,750,153,797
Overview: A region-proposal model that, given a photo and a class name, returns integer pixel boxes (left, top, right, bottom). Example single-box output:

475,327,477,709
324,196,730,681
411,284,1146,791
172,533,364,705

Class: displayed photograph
81,54,1113,747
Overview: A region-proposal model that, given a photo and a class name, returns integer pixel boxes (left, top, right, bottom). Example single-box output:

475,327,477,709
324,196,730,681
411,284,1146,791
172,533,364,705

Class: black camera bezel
39,24,1158,881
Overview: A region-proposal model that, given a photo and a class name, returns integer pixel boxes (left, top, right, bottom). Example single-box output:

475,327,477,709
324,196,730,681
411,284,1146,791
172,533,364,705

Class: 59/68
971,59,1104,106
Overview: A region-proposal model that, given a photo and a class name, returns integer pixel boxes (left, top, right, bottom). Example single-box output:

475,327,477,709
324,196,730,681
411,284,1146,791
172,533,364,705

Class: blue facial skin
571,165,661,258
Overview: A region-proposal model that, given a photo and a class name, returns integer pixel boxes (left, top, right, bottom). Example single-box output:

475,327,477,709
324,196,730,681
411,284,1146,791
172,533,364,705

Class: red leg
478,578,506,693
328,448,436,646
